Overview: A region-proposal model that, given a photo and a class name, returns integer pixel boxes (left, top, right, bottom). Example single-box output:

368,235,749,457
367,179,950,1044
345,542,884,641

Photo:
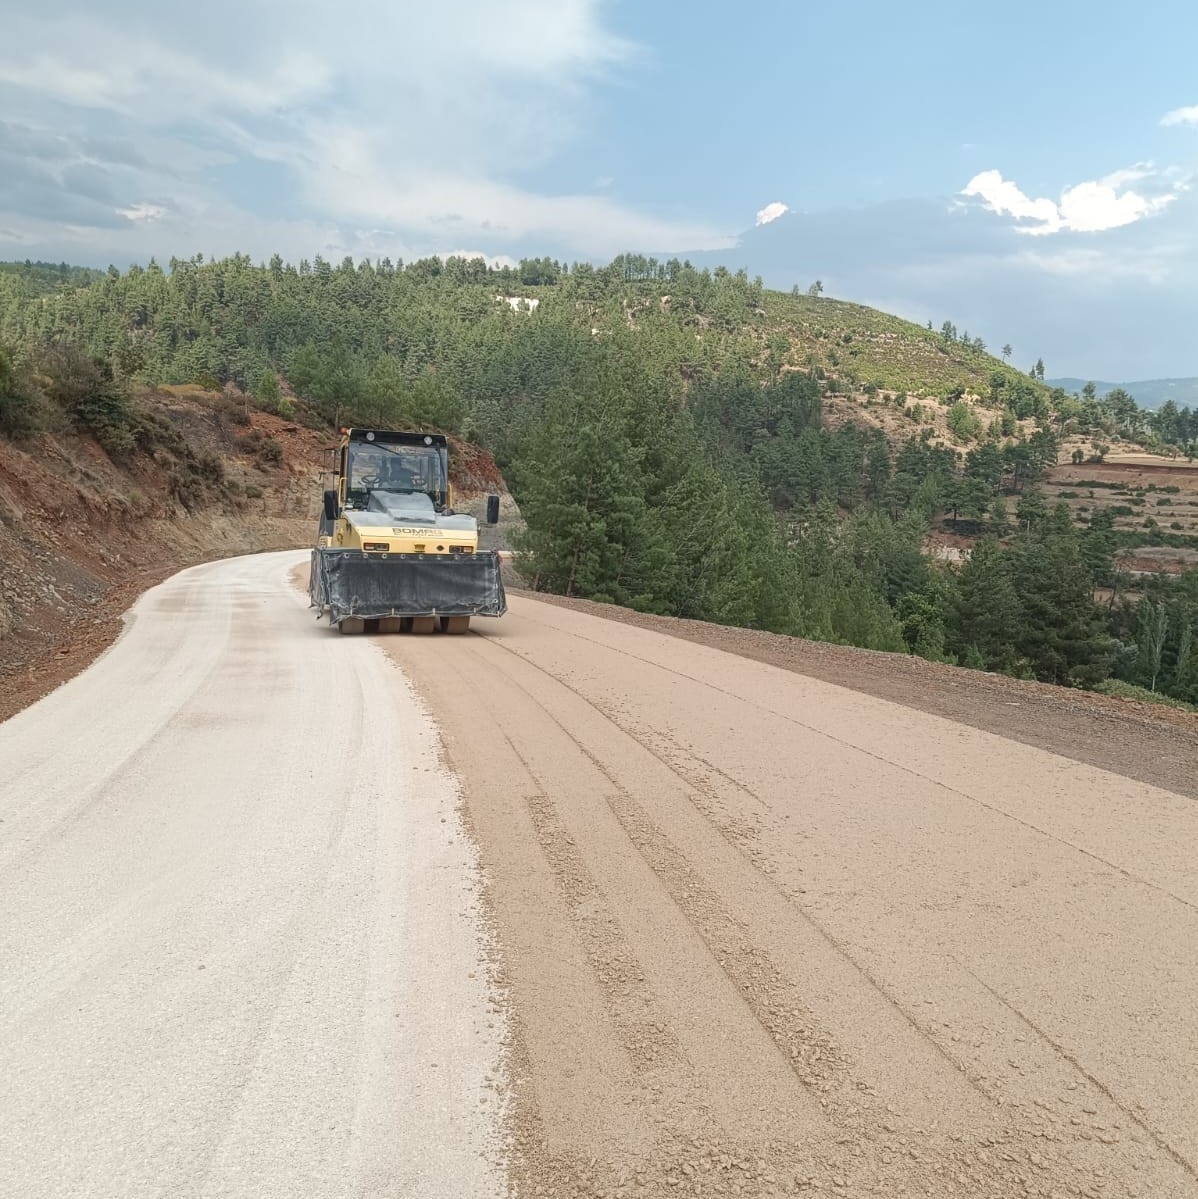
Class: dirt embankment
0,390,326,719
0,394,519,721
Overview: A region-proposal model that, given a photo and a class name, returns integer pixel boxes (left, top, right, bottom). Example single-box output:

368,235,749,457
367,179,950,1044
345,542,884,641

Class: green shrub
196,451,224,483
168,467,204,510
946,400,982,442
237,428,283,464
42,344,137,457
1094,679,1197,711
0,346,44,439
255,369,280,409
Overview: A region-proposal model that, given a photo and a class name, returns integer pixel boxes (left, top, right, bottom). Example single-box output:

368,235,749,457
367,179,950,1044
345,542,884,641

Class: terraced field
1044,453,1198,573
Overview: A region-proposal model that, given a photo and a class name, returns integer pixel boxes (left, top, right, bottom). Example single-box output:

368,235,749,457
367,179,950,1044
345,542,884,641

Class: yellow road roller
310,428,506,634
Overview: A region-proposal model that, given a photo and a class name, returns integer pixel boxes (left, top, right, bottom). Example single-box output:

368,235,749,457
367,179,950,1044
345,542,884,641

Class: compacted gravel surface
393,592,1198,1198
3,556,1196,1198
0,552,505,1199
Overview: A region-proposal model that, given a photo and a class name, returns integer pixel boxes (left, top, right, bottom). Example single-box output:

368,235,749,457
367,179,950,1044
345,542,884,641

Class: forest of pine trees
1,253,1195,702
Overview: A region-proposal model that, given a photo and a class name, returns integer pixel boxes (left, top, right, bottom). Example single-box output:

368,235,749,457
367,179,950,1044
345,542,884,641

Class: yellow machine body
310,428,505,634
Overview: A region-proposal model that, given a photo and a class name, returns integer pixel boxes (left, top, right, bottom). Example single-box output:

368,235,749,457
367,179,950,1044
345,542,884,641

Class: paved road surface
4,550,1197,1198
0,551,504,1198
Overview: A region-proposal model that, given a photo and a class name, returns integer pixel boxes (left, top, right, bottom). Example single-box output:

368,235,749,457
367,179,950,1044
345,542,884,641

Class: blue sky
1,0,1195,377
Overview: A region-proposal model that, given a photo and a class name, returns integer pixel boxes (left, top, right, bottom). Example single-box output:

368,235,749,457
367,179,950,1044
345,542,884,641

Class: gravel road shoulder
512,588,1198,799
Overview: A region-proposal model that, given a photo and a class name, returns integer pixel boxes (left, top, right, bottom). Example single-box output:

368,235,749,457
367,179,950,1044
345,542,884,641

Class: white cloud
961,170,1058,226
962,166,1179,235
755,202,789,227
1057,178,1173,232
116,203,166,223
0,1,727,259
1161,105,1198,127
0,38,331,122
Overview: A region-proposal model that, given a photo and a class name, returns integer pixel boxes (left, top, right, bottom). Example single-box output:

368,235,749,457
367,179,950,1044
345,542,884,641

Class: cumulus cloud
961,166,1180,235
755,202,789,227
1161,105,1198,127
960,171,1058,226
0,1,730,260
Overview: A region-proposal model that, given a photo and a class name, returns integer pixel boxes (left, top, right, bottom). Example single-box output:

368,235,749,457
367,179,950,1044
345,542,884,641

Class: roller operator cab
310,428,506,634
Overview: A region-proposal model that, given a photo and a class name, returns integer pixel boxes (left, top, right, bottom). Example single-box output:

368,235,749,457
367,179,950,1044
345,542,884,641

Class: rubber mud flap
311,549,506,623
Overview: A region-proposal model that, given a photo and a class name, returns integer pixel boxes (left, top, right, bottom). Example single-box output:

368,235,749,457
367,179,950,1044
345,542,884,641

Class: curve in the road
0,550,505,1199
6,551,1196,1199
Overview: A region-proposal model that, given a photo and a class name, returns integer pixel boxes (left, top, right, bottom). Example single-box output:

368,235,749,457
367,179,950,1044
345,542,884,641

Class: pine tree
510,387,651,603
950,538,1020,671
1007,533,1112,685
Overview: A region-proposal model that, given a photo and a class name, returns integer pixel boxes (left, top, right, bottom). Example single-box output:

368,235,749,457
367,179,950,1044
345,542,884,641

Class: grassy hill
760,291,1033,400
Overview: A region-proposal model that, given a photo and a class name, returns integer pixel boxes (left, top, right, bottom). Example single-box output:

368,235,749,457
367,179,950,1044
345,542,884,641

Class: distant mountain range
1044,378,1198,410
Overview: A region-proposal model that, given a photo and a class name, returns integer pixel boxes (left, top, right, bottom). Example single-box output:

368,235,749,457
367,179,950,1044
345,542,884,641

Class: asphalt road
3,550,1196,1199
0,550,504,1198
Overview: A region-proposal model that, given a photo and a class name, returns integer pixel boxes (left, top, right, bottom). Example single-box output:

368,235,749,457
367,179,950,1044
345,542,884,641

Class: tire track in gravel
494,617,1198,911
388,596,1198,1198
466,629,1175,1198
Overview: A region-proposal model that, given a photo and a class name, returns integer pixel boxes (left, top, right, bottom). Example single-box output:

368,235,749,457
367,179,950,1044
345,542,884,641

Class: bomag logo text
391,527,435,536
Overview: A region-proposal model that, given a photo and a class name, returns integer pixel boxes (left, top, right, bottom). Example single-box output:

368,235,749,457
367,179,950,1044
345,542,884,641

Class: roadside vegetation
1,253,1195,703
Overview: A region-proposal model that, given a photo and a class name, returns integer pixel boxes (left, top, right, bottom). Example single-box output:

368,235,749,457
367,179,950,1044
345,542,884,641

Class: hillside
760,290,1029,398
0,378,512,719
1,254,1195,708
0,254,1045,409
0,260,106,297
